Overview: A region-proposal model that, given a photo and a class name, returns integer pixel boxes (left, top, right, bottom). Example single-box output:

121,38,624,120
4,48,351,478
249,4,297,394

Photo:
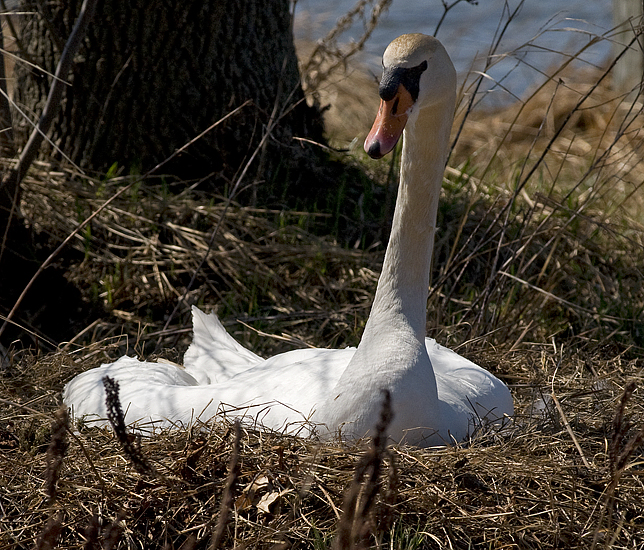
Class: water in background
294,0,614,104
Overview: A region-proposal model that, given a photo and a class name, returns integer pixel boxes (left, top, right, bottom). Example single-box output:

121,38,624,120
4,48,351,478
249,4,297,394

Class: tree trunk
13,0,323,200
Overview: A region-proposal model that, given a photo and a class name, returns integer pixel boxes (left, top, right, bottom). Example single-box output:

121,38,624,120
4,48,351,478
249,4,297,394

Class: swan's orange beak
364,84,414,159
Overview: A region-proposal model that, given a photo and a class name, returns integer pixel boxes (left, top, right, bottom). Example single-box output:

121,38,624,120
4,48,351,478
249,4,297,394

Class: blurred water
294,0,615,103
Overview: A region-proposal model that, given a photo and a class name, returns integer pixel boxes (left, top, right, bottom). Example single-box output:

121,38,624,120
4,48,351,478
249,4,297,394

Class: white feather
63,34,513,446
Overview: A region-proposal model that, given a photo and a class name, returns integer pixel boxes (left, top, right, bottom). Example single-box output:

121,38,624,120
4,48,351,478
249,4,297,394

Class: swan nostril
392,97,399,115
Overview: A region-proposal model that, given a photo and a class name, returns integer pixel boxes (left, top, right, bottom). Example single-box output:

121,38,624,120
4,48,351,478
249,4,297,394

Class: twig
333,390,394,550
45,406,68,504
0,7,15,158
0,4,16,266
0,0,31,67
434,0,477,37
103,375,155,475
301,0,392,94
550,391,591,469
210,421,241,550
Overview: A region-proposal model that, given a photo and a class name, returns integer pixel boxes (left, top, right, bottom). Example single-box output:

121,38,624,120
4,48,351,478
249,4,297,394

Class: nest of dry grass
1,344,643,549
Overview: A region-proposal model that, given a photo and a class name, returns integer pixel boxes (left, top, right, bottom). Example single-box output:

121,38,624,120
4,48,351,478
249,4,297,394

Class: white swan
64,34,513,446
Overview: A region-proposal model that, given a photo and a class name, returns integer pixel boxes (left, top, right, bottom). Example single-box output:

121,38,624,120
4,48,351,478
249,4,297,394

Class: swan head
364,34,456,159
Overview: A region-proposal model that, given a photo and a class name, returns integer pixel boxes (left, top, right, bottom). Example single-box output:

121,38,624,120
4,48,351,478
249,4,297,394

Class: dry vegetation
2,348,644,549
2,1,644,548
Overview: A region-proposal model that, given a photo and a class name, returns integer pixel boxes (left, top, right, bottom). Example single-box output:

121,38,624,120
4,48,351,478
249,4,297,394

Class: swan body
64,34,513,446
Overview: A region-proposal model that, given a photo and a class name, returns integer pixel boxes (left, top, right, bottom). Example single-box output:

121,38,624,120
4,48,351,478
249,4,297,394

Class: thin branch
0,12,15,158
1,0,98,195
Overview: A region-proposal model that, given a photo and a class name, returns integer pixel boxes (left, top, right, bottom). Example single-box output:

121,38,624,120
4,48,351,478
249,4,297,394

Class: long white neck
362,96,454,346
317,94,455,442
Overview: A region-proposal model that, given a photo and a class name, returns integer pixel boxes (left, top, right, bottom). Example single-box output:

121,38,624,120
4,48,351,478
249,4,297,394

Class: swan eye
378,60,428,102
392,97,399,115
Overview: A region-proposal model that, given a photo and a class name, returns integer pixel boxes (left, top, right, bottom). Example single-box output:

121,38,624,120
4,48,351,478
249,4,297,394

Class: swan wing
426,338,513,440
63,356,200,428
64,347,356,435
183,306,263,384
202,346,355,432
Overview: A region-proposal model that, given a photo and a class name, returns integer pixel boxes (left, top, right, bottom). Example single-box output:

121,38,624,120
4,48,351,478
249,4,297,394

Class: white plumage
64,34,513,446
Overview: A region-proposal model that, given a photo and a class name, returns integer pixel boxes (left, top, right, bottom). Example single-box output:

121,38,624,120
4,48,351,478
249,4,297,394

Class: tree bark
13,0,323,197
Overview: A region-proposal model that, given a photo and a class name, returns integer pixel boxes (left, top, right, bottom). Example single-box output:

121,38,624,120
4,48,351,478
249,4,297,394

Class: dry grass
1,346,643,549
14,160,380,358
430,59,644,351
